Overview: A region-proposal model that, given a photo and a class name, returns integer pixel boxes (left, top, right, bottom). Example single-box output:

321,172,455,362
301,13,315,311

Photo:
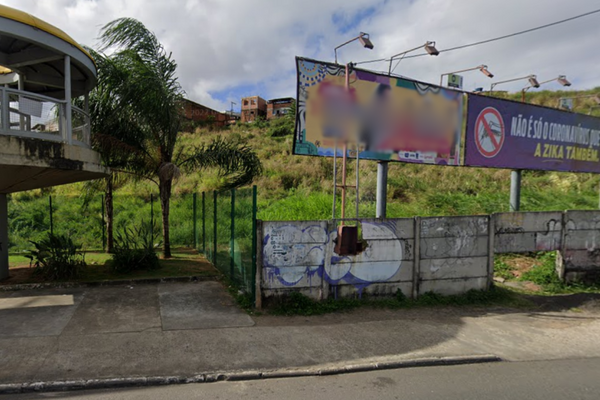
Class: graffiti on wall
262,221,408,291
262,224,327,287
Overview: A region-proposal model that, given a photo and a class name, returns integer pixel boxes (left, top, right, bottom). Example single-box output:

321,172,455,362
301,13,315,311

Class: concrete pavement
12,358,600,399
0,281,599,393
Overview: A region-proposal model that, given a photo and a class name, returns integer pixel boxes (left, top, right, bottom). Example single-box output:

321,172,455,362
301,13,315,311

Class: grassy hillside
14,88,600,223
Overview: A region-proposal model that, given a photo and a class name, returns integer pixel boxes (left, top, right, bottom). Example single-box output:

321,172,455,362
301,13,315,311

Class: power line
355,7,600,66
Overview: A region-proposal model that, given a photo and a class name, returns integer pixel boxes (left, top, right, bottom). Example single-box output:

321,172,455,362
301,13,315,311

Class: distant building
267,97,294,120
182,98,229,127
225,111,241,125
241,96,267,123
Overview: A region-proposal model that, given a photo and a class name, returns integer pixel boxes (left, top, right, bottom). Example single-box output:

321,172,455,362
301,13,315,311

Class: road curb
0,275,220,292
0,355,502,394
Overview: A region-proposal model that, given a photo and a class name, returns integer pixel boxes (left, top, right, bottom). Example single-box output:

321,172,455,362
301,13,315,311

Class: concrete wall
258,210,600,302
0,135,108,193
419,216,491,296
259,216,492,302
495,212,563,253
560,211,600,283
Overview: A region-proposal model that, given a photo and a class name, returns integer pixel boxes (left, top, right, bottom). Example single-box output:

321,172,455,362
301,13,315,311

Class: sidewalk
0,281,599,389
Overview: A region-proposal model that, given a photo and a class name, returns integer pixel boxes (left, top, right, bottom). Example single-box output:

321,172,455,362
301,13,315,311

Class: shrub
267,117,294,137
252,115,270,129
111,220,161,273
26,233,86,280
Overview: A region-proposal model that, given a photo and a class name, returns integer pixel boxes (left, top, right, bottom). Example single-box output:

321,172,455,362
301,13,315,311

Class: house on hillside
267,97,294,120
182,98,229,128
241,96,266,123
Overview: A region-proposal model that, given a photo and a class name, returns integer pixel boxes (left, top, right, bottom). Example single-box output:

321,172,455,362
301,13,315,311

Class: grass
268,286,531,316
3,248,217,285
8,88,600,238
494,252,600,294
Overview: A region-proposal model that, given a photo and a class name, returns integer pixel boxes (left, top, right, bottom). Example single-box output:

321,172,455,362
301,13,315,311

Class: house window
251,99,256,105
243,100,249,106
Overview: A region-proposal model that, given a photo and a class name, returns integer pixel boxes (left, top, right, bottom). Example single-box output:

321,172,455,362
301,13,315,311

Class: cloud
6,0,600,110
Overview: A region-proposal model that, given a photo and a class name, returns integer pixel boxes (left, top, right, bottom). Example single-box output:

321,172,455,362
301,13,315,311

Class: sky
6,0,600,112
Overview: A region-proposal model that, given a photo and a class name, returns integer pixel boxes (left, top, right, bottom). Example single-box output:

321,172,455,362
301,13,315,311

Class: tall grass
9,88,600,248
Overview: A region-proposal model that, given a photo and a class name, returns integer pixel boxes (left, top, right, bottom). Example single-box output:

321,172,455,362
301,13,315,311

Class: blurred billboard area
293,57,464,166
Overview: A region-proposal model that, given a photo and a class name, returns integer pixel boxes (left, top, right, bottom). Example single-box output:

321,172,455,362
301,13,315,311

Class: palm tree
90,18,262,258
79,48,147,253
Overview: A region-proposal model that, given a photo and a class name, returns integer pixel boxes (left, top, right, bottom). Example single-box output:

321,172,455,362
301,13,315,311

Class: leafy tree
89,18,262,257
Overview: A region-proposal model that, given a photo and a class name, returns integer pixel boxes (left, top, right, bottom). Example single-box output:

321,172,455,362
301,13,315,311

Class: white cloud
5,0,600,109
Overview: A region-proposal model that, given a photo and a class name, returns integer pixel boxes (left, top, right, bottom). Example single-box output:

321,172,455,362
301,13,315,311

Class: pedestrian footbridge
0,5,109,279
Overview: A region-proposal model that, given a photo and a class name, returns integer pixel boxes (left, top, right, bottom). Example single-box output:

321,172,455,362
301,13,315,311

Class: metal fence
196,186,258,298
7,186,258,297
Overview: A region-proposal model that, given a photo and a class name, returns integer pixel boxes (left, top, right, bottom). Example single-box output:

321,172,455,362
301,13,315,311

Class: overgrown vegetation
26,233,86,281
7,89,600,253
111,221,161,273
86,18,261,258
494,252,600,294
268,287,528,316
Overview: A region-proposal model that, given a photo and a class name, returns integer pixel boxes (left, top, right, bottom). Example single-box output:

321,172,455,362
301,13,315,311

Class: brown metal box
334,225,358,256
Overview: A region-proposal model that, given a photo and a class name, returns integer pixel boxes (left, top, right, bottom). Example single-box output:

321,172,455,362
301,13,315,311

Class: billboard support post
339,63,350,223
376,161,388,218
510,170,522,212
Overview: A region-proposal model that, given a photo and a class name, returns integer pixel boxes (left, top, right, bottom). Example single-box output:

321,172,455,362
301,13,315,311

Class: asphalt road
9,357,600,400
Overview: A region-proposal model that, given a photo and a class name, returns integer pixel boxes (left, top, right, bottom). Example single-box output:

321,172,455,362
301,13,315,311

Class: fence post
202,192,206,254
230,188,235,280
487,214,496,290
193,193,198,249
150,194,154,229
49,195,54,236
412,216,421,299
213,190,217,266
101,195,106,251
251,185,258,304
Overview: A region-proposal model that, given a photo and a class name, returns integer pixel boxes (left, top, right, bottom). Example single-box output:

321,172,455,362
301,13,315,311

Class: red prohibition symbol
474,107,505,158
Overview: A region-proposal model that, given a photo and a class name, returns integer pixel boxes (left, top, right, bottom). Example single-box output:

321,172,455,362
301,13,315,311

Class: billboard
465,95,600,173
293,57,464,166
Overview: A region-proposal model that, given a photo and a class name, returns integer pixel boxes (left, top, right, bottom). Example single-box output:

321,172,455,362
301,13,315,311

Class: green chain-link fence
196,186,257,297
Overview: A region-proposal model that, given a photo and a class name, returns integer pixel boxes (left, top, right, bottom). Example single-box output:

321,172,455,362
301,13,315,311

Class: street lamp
388,41,438,75
332,33,375,224
522,75,571,102
490,74,539,94
334,32,374,64
439,64,494,87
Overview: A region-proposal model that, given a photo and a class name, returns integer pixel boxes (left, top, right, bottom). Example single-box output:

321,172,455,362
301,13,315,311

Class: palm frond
98,18,185,160
179,138,263,189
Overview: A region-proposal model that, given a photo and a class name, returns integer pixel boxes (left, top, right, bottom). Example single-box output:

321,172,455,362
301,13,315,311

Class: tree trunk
159,177,173,258
105,176,114,253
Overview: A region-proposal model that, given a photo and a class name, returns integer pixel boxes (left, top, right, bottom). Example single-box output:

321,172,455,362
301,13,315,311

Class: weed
494,257,517,280
268,286,527,316
515,252,600,294
520,252,559,286
111,220,161,273
26,233,86,280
